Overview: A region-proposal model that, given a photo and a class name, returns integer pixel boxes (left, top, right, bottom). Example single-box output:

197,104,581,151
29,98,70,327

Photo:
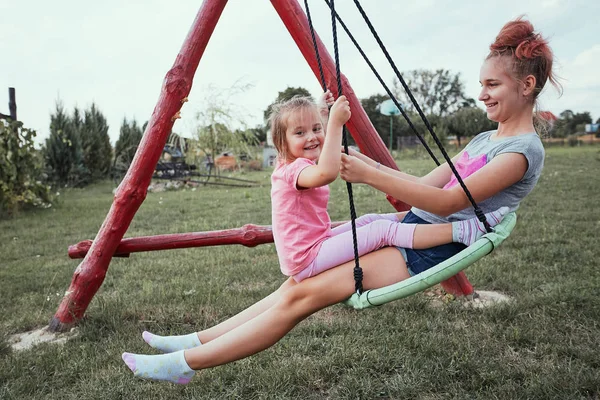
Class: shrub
240,159,262,171
0,120,53,216
44,102,90,187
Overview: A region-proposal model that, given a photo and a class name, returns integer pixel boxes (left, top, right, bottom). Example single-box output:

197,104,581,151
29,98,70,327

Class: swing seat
343,212,517,309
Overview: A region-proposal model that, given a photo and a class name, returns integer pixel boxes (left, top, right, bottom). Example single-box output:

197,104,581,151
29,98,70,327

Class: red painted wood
442,272,474,297
69,225,274,257
270,0,472,296
68,222,347,259
49,0,229,332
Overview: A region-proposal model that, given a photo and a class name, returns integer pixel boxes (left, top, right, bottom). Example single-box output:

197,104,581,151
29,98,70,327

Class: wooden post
49,0,229,332
0,87,16,121
8,88,16,121
270,0,473,297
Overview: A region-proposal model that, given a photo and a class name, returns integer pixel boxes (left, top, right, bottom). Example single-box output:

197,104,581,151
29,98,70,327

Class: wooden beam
68,222,347,259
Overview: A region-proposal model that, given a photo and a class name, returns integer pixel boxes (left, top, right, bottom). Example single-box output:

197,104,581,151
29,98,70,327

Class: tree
193,83,258,166
114,118,143,167
80,103,112,180
43,101,89,186
552,110,593,137
446,106,497,146
360,94,394,147
247,125,268,144
574,112,592,125
393,69,474,117
71,107,83,135
263,86,312,122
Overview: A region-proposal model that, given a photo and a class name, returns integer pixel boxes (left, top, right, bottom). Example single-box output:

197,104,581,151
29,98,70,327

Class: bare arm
297,96,351,189
346,147,462,188
341,152,528,216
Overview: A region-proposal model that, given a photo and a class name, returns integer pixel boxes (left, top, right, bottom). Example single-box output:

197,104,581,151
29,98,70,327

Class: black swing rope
304,0,364,294
349,0,492,233
322,0,440,166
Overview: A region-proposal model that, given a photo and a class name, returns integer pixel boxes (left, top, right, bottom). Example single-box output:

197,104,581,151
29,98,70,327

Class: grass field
1,146,599,399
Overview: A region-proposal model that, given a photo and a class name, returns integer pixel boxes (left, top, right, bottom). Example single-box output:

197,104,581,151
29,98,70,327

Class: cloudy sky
1,0,598,145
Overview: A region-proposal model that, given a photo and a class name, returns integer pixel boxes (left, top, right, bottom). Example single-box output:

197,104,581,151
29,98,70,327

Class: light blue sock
122,350,195,384
142,331,202,353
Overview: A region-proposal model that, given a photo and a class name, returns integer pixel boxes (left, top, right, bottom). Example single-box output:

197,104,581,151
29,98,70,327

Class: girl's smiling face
284,107,324,162
478,57,530,123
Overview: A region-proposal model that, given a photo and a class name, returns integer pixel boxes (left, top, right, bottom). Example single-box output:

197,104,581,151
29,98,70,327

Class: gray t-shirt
412,130,545,224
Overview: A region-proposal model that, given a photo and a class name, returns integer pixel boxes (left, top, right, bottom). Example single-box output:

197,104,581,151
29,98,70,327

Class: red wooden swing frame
50,0,473,332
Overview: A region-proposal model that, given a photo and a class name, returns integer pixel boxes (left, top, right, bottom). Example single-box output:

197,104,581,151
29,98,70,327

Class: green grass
1,147,599,399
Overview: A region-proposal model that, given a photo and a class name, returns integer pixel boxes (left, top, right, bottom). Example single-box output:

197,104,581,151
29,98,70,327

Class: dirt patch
424,287,511,309
464,290,511,308
9,326,78,351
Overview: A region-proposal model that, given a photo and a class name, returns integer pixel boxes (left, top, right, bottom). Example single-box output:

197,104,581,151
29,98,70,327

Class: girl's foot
122,350,195,384
142,331,201,353
452,207,509,246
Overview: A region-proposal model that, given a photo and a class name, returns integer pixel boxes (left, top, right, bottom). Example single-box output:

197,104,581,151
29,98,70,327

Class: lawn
1,146,599,399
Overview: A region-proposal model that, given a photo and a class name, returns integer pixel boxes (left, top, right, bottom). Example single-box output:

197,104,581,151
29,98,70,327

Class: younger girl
268,93,507,282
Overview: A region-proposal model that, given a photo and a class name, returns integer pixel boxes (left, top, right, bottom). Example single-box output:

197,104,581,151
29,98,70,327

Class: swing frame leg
48,0,229,332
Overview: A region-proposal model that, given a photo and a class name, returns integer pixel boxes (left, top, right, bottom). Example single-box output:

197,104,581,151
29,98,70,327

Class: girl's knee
277,287,317,320
279,286,309,307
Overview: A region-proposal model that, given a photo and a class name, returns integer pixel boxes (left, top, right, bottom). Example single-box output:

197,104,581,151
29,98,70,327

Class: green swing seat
343,212,517,310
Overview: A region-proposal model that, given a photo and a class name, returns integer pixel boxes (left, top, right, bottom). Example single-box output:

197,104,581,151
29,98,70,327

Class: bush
44,102,90,187
240,159,262,171
0,120,53,216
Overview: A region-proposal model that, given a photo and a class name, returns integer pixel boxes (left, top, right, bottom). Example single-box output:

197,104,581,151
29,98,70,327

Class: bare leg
198,277,297,344
198,213,409,342
412,207,509,248
412,224,454,249
183,247,408,369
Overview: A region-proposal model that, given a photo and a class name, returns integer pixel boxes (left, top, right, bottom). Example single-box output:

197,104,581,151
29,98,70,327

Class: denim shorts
398,211,466,276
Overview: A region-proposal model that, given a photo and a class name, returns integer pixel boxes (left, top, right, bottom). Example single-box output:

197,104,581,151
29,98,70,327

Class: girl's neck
495,107,535,138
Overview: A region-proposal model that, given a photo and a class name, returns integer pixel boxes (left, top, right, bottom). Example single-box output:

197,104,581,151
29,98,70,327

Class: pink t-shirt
443,151,487,189
271,158,332,276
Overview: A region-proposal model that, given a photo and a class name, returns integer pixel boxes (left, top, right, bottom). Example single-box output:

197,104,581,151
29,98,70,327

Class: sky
1,0,599,146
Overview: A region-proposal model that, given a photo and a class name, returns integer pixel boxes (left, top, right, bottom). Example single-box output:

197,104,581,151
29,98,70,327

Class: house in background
538,111,558,130
263,127,278,168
